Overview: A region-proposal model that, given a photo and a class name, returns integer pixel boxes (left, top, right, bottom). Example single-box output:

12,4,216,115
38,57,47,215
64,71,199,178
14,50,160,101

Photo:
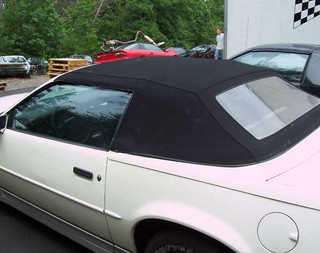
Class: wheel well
134,219,235,253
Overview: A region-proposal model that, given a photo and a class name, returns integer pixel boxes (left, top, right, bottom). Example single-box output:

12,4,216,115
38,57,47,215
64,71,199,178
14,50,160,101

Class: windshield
0,56,26,63
234,51,309,83
116,43,140,50
217,77,320,139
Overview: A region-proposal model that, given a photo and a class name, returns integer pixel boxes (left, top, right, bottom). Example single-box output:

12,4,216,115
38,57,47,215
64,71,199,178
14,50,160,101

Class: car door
0,83,132,246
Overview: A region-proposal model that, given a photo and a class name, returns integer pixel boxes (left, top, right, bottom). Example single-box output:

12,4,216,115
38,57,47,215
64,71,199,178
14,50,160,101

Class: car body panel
95,43,177,64
1,58,320,252
104,150,320,253
0,187,117,253
0,129,112,240
0,93,28,113
0,76,56,114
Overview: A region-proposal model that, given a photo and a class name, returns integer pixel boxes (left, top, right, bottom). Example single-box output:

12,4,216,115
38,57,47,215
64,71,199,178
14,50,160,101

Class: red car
95,43,178,64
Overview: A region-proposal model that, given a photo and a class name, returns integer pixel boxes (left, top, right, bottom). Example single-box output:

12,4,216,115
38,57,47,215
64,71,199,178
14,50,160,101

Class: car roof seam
70,71,199,95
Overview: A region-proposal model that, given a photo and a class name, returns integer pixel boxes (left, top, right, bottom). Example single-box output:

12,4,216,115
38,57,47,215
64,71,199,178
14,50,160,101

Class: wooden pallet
0,82,6,92
47,58,88,79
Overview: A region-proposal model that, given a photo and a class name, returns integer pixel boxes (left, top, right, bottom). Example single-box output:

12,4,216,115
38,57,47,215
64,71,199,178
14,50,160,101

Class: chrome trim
0,188,114,253
115,245,132,253
104,209,122,220
0,166,104,213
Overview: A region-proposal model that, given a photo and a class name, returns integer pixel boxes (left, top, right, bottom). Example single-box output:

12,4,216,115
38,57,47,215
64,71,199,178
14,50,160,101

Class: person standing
214,28,224,60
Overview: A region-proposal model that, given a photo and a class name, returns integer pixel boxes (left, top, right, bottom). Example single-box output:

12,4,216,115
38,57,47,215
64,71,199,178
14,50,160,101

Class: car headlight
24,65,28,70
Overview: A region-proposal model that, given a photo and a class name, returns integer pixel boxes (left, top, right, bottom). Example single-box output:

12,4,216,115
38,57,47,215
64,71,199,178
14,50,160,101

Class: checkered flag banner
294,0,320,28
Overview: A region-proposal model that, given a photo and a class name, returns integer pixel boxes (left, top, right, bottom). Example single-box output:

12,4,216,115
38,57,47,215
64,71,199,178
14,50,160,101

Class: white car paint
0,93,28,112
0,76,60,113
103,127,320,252
1,72,320,253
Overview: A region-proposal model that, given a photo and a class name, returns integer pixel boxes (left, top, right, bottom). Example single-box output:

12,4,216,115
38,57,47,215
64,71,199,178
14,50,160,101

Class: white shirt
216,33,224,50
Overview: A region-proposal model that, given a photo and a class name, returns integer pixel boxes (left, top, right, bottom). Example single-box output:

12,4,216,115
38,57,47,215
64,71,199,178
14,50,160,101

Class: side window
7,84,132,149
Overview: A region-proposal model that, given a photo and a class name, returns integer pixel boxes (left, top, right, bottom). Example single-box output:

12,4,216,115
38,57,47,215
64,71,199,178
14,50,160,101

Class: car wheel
144,231,225,253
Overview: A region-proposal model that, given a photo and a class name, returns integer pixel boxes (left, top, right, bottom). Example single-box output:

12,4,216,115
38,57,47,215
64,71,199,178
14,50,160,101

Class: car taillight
115,52,127,57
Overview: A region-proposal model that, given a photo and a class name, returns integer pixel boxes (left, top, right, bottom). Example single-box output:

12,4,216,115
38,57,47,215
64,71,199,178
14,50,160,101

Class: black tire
144,231,226,253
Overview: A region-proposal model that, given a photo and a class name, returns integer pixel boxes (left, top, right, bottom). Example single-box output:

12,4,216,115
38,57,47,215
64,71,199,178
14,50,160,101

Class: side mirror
0,114,8,134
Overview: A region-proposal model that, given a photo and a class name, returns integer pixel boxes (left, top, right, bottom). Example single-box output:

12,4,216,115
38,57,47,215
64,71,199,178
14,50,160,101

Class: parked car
69,55,94,65
164,47,187,56
95,43,178,64
1,57,320,253
27,57,48,75
185,44,216,59
0,55,30,78
231,43,320,96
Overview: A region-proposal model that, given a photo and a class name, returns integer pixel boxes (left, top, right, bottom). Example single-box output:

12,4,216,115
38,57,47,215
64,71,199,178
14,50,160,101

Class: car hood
0,93,27,113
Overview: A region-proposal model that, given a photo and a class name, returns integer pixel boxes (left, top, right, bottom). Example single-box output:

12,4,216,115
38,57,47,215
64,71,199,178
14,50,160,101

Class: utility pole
92,0,105,28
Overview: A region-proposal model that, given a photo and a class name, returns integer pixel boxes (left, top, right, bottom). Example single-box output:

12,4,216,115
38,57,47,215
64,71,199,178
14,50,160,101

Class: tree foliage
0,0,224,57
0,0,63,57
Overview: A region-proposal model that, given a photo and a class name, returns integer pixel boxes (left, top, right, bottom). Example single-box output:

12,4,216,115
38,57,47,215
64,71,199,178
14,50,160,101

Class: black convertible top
56,57,320,166
61,56,270,94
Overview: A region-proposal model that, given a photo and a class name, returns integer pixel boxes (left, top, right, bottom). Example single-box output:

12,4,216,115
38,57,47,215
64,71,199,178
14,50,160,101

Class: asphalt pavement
0,87,35,97
0,202,91,252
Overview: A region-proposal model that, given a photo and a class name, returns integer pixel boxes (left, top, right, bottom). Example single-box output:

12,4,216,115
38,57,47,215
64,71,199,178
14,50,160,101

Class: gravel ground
0,75,48,91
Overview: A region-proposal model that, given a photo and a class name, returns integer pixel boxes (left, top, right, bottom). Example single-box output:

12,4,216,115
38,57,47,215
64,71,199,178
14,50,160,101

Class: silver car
0,55,31,77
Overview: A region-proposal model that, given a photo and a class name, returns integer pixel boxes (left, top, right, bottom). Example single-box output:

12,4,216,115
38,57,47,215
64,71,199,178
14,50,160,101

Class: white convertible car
1,57,320,253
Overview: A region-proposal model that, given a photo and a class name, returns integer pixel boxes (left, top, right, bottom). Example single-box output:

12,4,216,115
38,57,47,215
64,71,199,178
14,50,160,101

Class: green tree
96,0,166,45
152,0,215,47
0,0,225,56
60,0,102,56
0,0,63,57
97,0,224,49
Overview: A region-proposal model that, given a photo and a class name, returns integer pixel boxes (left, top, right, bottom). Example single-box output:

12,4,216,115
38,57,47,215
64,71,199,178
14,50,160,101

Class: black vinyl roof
64,57,271,94
56,57,320,166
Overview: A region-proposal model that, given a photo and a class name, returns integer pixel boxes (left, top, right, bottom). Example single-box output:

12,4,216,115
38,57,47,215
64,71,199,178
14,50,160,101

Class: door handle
73,167,93,180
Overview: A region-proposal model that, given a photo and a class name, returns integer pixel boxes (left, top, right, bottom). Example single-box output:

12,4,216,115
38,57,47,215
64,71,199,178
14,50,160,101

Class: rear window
216,77,320,139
